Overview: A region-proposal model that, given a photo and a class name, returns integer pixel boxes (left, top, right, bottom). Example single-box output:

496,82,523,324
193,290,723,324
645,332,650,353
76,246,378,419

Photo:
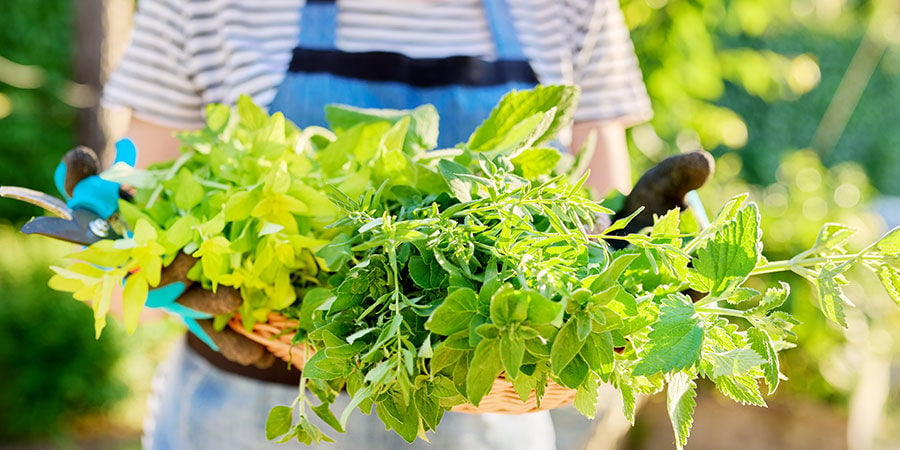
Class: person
101,0,654,448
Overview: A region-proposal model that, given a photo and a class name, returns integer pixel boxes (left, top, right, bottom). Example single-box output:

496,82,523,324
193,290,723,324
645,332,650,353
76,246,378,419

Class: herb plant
46,86,900,448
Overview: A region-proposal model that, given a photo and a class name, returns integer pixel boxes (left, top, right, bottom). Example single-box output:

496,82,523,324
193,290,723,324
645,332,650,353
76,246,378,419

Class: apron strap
482,0,528,60
298,0,337,50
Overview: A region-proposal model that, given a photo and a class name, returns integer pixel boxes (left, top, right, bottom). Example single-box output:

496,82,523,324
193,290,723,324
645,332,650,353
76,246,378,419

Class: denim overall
143,2,578,448
269,0,540,148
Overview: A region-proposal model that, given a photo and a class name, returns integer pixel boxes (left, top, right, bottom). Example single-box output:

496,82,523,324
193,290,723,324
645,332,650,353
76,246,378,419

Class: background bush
0,0,77,222
0,225,126,441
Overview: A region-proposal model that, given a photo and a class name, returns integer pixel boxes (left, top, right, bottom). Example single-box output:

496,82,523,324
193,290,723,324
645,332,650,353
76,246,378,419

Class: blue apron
268,0,540,148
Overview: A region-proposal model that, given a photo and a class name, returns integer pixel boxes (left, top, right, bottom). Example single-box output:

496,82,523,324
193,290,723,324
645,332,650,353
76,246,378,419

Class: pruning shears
0,140,137,245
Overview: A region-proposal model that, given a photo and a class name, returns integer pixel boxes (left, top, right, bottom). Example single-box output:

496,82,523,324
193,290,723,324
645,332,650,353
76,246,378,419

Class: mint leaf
574,373,600,418
749,282,790,315
689,203,760,296
816,263,852,326
633,294,703,376
667,372,697,450
705,349,766,378
325,103,438,153
812,223,856,251
467,85,579,151
747,328,780,393
877,264,900,305
266,406,293,440
511,147,561,179
876,227,900,254
724,287,761,305
714,374,766,406
438,159,473,202
710,193,749,227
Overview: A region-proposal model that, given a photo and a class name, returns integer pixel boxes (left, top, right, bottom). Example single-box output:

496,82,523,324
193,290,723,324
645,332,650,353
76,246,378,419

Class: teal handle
146,282,220,352
54,139,139,219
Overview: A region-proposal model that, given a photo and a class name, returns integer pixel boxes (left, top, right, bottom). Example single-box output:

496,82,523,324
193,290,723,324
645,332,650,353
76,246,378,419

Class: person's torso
177,0,570,110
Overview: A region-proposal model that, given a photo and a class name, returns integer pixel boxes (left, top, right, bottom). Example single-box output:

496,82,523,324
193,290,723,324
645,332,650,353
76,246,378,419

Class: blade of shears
20,208,119,246
0,186,73,220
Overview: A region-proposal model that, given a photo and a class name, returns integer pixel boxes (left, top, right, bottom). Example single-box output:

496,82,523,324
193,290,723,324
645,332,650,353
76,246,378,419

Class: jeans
143,340,570,450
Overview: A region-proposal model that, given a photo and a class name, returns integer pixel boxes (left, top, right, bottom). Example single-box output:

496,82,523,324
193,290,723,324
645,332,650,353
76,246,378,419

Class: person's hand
607,150,715,249
151,252,276,368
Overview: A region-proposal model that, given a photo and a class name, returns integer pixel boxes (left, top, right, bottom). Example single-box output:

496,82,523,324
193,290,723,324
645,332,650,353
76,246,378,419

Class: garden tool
0,141,274,368
607,150,715,249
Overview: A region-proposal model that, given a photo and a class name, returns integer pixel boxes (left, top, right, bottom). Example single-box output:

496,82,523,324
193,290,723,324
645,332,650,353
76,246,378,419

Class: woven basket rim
227,312,577,414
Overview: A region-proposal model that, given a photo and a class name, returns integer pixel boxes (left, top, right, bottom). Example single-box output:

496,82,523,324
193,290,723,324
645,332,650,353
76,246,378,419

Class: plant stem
751,254,883,276
696,305,746,318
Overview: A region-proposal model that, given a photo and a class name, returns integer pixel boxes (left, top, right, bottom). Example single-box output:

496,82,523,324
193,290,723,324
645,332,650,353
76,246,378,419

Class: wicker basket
227,313,577,414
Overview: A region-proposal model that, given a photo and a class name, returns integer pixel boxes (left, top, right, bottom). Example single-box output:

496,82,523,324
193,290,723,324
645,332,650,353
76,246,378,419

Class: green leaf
302,352,351,380
632,294,703,376
749,282,790,315
122,271,149,334
589,253,640,292
311,403,345,433
877,264,900,305
747,328,780,393
325,103,439,153
666,372,697,450
816,263,852,326
490,285,529,326
689,203,760,296
171,168,204,211
205,103,231,133
408,254,447,290
710,193,749,227
724,287,761,305
550,318,587,375
467,85,579,151
876,227,900,254
812,223,856,251
466,338,504,406
526,291,563,325
340,385,373,428
573,372,600,418
237,95,268,129
558,354,589,388
620,382,637,424
426,287,479,335
266,406,293,440
714,374,766,406
500,333,525,379
705,349,766,378
486,110,555,155
316,233,352,271
581,332,615,380
511,147,561,179
438,159,473,202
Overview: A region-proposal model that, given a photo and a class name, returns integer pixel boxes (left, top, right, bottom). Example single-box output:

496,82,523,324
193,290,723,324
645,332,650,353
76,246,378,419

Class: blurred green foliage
0,224,127,441
623,0,900,195
0,0,77,221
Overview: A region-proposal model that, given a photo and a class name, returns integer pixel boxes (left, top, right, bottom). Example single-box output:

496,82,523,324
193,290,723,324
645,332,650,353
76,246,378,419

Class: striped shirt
104,0,652,130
